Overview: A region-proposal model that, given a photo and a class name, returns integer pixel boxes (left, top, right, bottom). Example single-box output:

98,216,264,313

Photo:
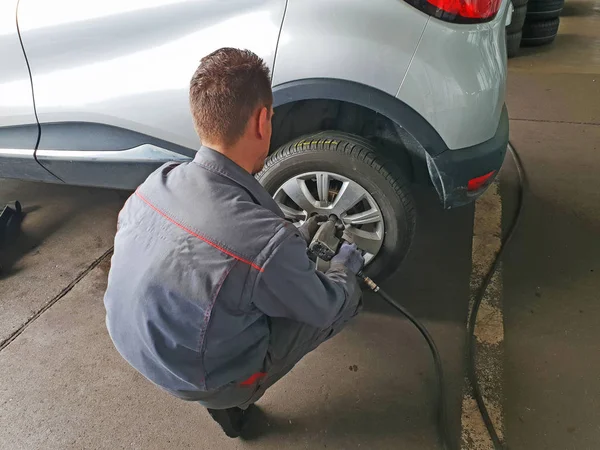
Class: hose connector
358,271,379,292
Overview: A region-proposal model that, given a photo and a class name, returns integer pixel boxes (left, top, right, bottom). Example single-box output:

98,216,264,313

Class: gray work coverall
104,146,362,409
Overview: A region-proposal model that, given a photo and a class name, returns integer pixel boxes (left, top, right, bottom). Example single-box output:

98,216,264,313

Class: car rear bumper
427,105,509,209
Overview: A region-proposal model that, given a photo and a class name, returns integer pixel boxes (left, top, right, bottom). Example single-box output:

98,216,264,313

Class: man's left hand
297,214,327,244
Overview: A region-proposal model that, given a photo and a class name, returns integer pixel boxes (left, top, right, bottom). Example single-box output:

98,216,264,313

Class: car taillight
467,170,496,191
405,0,502,23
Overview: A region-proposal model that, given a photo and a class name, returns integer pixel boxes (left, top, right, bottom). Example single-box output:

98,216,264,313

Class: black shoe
237,404,266,441
207,407,245,438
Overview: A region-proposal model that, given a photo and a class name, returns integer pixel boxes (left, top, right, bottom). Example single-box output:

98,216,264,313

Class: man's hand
297,214,327,244
330,242,365,275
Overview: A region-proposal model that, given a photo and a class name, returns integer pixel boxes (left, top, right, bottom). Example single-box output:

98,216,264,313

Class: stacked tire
506,0,528,58
522,0,564,46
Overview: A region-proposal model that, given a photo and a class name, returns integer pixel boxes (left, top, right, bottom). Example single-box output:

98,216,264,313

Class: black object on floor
0,201,22,250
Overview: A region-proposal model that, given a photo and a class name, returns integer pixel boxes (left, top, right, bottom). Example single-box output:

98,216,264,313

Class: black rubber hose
360,273,452,450
379,286,452,450
466,142,525,450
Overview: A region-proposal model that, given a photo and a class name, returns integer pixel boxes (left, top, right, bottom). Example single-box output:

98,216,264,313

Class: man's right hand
297,214,328,244
330,242,364,275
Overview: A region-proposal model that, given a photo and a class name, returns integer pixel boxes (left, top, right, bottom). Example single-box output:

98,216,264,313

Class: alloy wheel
273,171,385,264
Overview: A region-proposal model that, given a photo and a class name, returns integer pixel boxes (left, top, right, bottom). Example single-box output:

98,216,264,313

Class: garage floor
503,1,600,448
1,3,599,449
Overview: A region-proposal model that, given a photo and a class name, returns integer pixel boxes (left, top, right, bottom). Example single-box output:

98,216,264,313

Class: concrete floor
1,3,599,448
503,1,600,447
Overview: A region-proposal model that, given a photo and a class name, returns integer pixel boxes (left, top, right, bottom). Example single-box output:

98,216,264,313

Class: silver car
0,0,511,278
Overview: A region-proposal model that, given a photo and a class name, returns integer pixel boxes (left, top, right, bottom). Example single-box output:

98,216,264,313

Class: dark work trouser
190,289,362,410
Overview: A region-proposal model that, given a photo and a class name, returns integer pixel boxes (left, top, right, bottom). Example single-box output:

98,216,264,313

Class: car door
16,0,287,189
0,0,59,182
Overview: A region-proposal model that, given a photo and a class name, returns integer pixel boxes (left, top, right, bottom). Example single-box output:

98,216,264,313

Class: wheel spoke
343,207,382,225
277,202,305,221
316,172,331,204
331,181,365,214
280,178,317,212
344,227,383,256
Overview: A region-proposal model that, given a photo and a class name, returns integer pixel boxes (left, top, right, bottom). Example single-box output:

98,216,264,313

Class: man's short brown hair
189,48,273,147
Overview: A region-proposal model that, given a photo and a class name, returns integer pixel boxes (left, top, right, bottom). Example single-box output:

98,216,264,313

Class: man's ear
257,106,271,140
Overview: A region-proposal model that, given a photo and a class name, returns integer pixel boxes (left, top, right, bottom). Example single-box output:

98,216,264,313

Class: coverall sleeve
253,231,361,329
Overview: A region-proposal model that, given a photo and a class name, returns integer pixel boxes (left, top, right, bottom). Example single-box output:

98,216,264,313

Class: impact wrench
308,214,452,450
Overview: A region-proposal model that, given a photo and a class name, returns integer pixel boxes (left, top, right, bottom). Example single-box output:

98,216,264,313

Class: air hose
466,142,524,450
359,271,453,450
359,142,524,450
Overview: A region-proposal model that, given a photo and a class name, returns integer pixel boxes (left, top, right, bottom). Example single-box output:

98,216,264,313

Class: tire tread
522,17,559,45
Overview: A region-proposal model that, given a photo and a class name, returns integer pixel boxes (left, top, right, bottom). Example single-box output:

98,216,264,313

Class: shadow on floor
0,182,128,279
366,186,474,325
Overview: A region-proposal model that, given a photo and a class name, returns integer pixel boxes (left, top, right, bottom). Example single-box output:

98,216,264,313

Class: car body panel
0,0,58,181
16,0,287,151
271,0,429,97
0,0,37,133
397,0,510,150
36,144,191,189
30,122,199,189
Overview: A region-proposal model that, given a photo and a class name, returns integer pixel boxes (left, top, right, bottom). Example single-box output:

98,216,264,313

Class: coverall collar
193,146,284,218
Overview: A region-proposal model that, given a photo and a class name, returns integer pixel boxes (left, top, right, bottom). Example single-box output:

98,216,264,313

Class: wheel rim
273,171,385,264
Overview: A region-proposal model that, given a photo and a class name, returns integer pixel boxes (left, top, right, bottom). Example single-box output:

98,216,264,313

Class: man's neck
202,142,254,174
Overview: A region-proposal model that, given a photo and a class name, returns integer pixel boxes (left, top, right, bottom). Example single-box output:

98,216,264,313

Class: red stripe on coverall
135,190,264,272
240,372,267,386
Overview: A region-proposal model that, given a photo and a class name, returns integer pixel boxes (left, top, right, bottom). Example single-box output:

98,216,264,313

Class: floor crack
510,118,600,126
0,247,113,352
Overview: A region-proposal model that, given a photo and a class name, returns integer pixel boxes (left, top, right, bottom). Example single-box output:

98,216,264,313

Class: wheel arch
271,78,449,186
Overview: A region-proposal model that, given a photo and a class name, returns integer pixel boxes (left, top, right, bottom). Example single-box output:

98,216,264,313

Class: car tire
507,5,528,34
507,31,523,58
522,17,560,46
511,0,529,8
526,0,564,20
256,132,416,280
